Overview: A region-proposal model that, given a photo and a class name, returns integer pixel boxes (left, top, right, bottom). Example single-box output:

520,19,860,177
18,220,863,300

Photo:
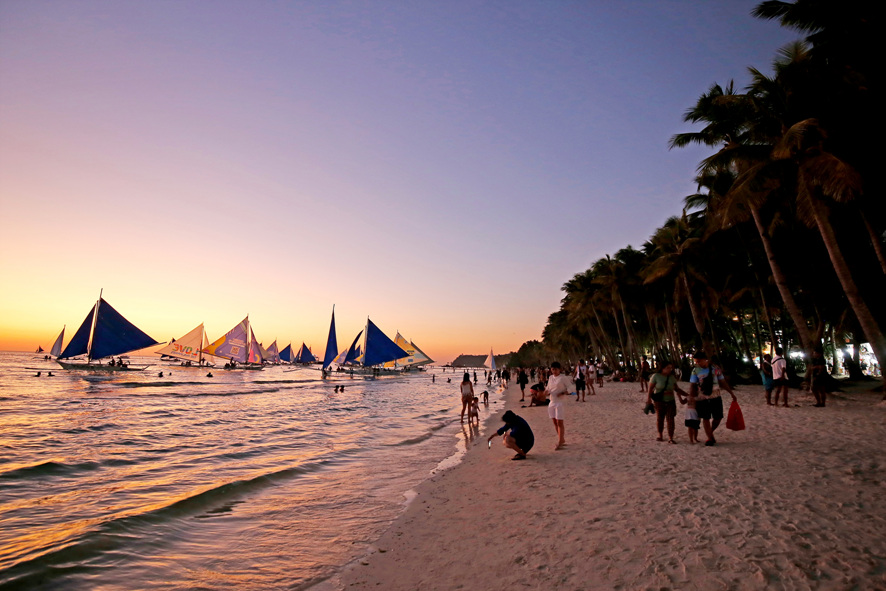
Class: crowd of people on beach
461,344,859,460
475,351,747,460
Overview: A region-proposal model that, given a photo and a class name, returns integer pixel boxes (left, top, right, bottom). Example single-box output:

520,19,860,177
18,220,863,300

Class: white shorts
548,403,565,420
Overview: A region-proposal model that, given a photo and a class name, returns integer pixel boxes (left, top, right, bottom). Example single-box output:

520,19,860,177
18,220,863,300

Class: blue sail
362,319,409,367
295,343,316,363
344,331,363,364
58,308,94,359
279,344,293,363
322,307,338,370
89,298,159,360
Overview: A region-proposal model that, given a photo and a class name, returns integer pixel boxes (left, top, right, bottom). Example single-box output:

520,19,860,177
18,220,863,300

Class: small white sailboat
57,293,159,371
484,347,496,370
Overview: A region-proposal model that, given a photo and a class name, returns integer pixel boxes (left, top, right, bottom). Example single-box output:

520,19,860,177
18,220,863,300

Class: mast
86,289,102,362
363,316,369,367
199,323,204,366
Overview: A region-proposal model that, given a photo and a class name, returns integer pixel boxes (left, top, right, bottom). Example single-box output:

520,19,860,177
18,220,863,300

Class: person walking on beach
771,347,789,407
488,410,534,460
596,360,604,387
638,355,651,392
516,368,529,401
460,373,474,423
646,362,686,444
546,362,570,450
689,352,737,446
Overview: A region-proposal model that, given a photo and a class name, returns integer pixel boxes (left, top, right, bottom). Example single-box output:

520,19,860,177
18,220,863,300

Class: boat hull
57,361,149,372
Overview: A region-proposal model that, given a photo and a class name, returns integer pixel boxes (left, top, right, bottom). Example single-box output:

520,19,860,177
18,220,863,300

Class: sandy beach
333,378,886,590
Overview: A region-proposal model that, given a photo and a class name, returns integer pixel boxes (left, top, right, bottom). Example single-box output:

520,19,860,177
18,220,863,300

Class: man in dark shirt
488,410,534,460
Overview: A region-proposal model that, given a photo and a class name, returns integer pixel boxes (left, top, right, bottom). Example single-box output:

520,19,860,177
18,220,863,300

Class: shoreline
330,377,886,590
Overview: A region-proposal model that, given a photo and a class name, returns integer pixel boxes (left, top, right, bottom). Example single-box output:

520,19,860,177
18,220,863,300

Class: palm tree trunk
749,204,815,356
861,213,886,275
810,204,886,393
758,287,776,354
680,270,706,345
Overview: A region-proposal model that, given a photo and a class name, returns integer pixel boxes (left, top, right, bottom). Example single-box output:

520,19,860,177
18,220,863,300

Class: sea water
0,352,495,590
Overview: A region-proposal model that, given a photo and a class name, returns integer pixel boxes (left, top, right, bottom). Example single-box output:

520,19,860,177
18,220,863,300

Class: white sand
335,379,886,590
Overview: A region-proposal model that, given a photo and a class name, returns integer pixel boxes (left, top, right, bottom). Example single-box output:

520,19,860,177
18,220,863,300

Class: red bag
726,399,745,431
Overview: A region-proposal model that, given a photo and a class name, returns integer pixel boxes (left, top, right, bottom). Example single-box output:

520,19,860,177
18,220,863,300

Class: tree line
533,1,884,391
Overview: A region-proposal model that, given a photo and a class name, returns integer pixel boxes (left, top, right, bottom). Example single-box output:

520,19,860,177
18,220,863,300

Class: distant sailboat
154,323,215,366
35,345,44,353
484,348,496,370
279,343,294,364
265,341,281,364
203,317,263,370
294,343,317,363
57,293,160,371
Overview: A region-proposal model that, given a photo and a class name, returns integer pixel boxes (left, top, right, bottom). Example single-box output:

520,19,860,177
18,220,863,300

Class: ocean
0,352,495,590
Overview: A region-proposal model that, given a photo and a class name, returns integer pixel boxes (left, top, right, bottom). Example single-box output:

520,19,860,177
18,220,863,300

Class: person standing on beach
488,410,534,460
771,348,789,407
460,373,474,423
516,368,529,401
809,347,827,407
638,355,651,392
760,353,774,405
574,360,588,402
646,362,686,444
689,352,736,446
546,361,570,450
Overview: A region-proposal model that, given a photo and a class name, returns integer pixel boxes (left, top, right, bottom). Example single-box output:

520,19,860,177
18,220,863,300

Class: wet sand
335,378,886,590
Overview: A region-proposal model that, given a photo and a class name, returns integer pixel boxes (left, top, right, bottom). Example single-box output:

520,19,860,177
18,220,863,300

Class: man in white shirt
771,347,789,407
546,361,570,450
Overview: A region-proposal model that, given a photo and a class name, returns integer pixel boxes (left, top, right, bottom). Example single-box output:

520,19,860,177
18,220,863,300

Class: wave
0,460,100,480
386,421,450,447
0,459,336,588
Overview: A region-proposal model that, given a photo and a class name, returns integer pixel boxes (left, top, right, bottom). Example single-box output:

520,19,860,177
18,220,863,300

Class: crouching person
488,410,534,460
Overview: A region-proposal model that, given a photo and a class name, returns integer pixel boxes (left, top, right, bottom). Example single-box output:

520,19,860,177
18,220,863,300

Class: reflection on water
0,353,494,590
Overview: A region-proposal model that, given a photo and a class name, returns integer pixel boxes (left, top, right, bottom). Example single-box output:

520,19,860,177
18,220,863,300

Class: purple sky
0,1,798,361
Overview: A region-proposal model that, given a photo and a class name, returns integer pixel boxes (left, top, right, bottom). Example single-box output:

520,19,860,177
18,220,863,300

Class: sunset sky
0,1,797,362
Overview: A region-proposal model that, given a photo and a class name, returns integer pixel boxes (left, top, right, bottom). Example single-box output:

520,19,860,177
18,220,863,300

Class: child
678,391,700,444
468,395,480,425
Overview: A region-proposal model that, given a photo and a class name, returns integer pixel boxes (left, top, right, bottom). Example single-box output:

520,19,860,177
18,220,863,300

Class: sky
0,1,799,362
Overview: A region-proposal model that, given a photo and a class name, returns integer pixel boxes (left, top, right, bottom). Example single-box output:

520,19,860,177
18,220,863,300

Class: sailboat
382,333,434,371
484,347,496,370
322,307,338,373
265,341,281,364
202,317,264,370
279,343,294,364
294,343,317,363
154,323,215,366
57,293,160,371
49,327,65,358
330,318,409,375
